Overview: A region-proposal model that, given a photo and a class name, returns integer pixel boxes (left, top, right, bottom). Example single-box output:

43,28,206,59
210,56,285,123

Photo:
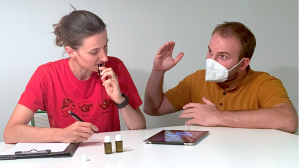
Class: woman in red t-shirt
4,7,146,143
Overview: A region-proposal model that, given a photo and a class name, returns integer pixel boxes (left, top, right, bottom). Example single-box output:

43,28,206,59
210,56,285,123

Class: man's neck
218,69,248,90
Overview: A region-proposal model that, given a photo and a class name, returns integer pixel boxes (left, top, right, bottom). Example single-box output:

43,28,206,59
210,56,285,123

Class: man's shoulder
185,69,206,81
179,69,206,84
249,70,278,82
247,69,283,88
188,69,206,77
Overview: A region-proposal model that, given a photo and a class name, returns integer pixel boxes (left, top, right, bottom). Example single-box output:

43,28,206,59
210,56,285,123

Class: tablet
143,130,209,145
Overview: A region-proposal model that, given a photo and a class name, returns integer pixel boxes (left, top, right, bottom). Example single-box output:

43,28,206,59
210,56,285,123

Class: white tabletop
0,125,298,168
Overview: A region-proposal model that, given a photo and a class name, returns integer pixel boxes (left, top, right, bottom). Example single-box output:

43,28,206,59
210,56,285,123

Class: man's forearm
143,70,166,115
217,103,298,133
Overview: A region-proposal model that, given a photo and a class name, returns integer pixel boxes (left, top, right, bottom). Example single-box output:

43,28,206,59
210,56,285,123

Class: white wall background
0,0,297,141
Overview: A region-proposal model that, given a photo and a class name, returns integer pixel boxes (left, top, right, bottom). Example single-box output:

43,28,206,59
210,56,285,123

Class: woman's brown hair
53,6,106,50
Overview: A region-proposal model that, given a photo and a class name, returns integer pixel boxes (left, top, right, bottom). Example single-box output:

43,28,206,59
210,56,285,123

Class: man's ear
240,58,250,71
65,46,76,58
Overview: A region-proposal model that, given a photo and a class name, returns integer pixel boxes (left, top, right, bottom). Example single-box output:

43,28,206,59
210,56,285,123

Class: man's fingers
174,52,184,65
180,108,194,118
168,41,175,52
180,112,194,119
183,103,198,110
157,41,173,55
185,119,197,125
181,108,194,115
202,97,214,105
165,41,173,52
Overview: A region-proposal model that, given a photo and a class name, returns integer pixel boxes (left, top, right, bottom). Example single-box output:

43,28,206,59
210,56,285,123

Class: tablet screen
144,130,209,145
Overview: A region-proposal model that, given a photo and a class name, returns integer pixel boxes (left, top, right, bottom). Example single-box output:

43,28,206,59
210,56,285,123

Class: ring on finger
112,73,117,79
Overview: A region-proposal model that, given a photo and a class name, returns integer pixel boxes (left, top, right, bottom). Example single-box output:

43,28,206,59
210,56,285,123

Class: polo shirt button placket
220,92,226,107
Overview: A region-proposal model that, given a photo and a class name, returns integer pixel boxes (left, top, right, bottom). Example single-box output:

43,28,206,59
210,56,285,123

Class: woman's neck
68,58,93,81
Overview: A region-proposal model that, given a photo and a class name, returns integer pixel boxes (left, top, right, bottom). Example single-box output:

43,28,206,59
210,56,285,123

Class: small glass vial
104,136,112,154
115,134,123,153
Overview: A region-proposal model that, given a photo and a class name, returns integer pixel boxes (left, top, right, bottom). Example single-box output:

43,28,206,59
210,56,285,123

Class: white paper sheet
1,143,70,155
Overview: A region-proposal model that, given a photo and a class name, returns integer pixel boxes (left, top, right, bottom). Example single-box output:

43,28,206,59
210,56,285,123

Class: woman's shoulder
37,58,68,71
107,56,123,64
106,56,125,70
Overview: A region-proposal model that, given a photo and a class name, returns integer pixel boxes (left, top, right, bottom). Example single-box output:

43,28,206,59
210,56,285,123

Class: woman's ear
240,58,250,71
65,46,76,58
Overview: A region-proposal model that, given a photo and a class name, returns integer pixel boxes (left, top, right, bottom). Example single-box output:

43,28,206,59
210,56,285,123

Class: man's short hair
212,22,256,60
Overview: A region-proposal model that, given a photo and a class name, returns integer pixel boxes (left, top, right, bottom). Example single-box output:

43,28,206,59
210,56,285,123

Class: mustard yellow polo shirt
165,69,291,111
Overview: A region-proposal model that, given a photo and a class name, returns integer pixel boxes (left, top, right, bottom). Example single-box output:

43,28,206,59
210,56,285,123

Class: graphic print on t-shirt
60,98,75,116
98,98,113,114
98,99,113,110
79,101,94,112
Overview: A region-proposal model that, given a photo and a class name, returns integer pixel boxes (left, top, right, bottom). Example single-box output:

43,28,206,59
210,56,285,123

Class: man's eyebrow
218,51,230,56
208,46,230,55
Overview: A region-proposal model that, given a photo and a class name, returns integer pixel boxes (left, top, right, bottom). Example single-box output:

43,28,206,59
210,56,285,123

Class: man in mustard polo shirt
143,21,298,133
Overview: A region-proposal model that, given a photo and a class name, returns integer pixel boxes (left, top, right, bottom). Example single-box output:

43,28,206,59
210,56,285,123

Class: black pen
68,111,98,134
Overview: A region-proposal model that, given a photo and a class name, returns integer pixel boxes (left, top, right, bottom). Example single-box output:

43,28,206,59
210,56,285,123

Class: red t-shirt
18,56,142,132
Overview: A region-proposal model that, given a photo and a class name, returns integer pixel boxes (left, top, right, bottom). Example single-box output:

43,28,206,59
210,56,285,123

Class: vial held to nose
98,64,103,78
104,136,112,154
115,134,123,153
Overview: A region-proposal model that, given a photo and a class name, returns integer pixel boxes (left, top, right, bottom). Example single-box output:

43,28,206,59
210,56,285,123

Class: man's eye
221,55,227,59
91,52,98,55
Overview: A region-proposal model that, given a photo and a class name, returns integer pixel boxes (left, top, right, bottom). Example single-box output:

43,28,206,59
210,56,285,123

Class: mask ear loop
225,58,244,81
226,58,244,72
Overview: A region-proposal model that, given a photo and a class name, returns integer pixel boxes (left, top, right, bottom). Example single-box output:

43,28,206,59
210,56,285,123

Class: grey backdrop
0,0,298,141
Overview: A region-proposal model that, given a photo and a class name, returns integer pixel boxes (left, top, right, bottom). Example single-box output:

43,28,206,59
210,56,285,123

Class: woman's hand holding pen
58,121,98,143
99,67,125,104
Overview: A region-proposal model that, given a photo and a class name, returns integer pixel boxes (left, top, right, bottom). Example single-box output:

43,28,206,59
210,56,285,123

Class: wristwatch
114,93,129,108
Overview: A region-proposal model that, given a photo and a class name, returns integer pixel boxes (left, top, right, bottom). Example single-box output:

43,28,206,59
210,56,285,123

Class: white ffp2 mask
205,58,243,82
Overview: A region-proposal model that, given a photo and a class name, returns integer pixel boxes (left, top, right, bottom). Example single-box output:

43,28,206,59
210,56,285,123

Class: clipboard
0,143,81,160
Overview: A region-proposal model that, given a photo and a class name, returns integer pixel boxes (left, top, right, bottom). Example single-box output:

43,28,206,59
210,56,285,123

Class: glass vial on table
104,136,112,154
115,134,123,153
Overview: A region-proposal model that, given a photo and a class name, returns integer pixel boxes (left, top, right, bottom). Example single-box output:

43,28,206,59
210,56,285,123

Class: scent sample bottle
115,134,123,153
104,136,112,154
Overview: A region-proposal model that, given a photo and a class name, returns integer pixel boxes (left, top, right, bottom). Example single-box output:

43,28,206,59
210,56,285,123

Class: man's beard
225,65,240,82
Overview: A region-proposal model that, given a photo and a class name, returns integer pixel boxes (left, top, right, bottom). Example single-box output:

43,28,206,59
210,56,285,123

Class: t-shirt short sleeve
165,74,193,110
116,60,142,110
18,66,49,113
258,76,291,108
